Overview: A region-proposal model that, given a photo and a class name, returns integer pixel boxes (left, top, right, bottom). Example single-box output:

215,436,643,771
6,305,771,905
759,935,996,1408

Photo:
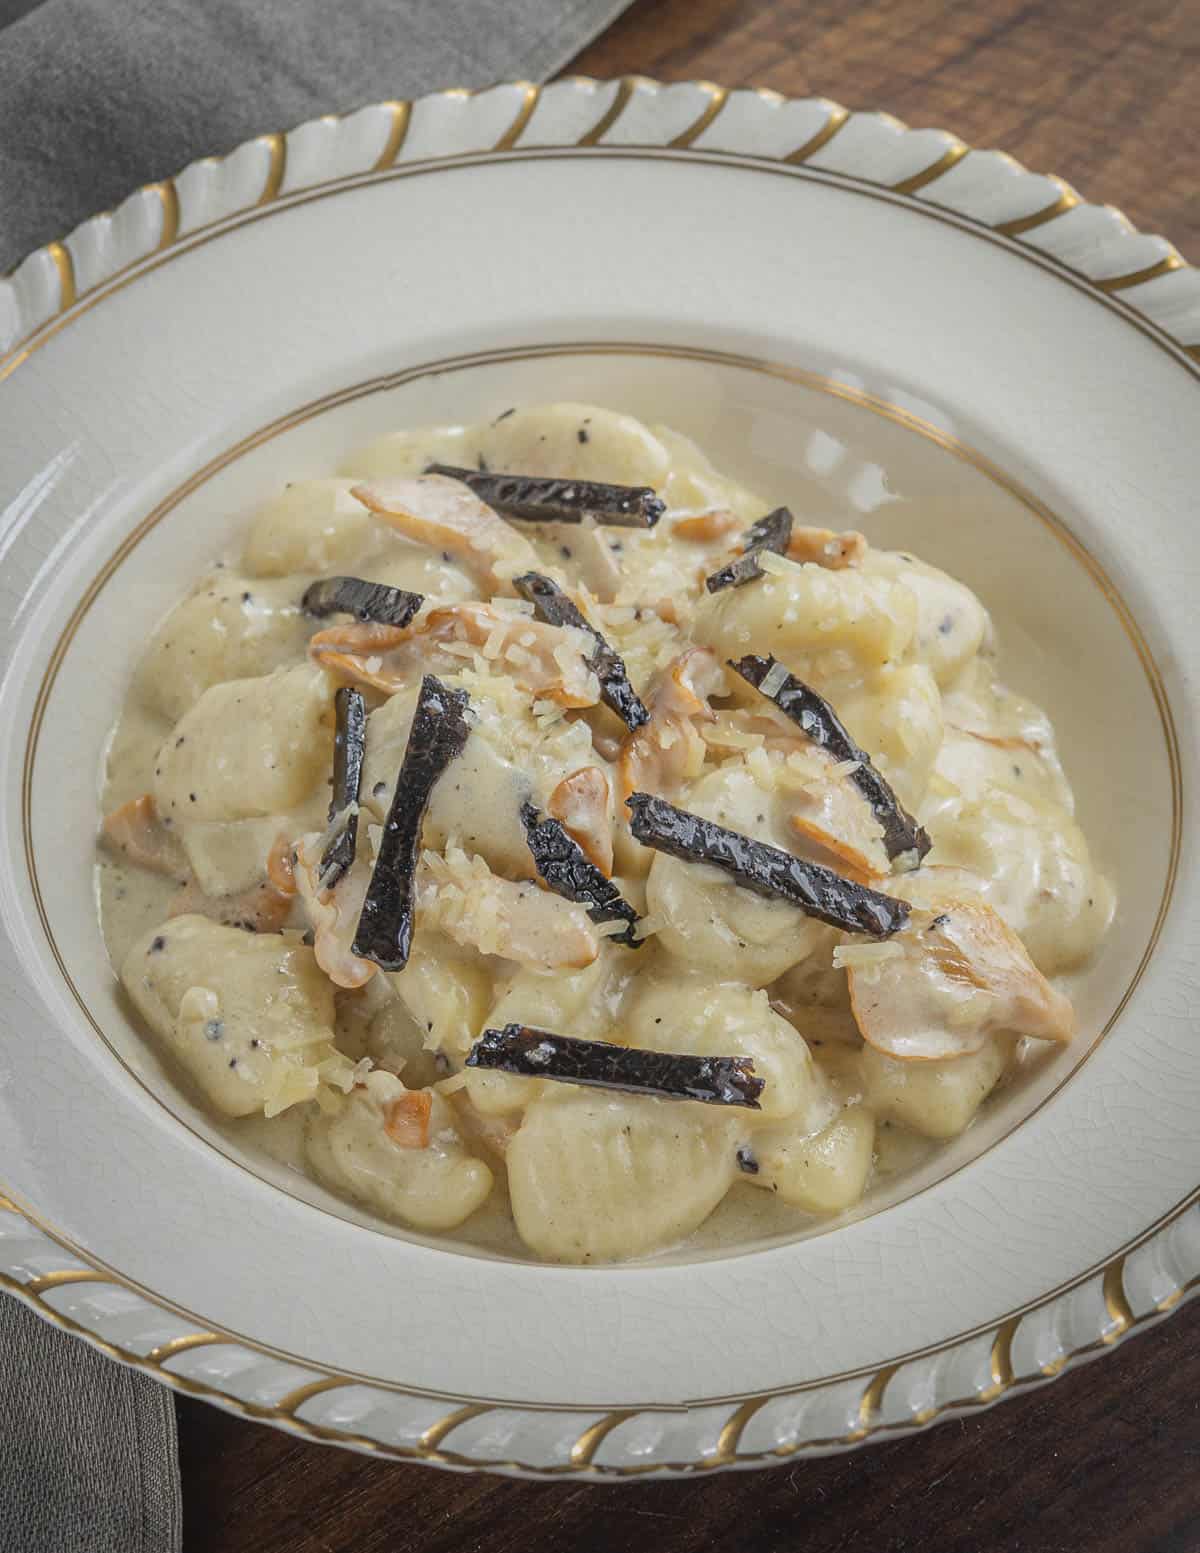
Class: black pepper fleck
577,427,589,444
204,1019,224,1041
560,545,573,559
736,1145,760,1175
241,590,252,603
149,936,166,953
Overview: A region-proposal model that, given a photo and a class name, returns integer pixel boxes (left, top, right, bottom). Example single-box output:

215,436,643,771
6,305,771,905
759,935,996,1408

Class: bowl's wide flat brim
0,77,1196,1477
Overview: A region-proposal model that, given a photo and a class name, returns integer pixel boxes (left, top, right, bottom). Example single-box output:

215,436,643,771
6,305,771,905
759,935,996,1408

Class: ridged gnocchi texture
98,399,1114,1263
120,916,340,1117
507,1088,739,1263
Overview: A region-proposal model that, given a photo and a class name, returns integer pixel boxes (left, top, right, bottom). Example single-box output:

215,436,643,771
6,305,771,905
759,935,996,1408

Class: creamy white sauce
97,403,1114,1263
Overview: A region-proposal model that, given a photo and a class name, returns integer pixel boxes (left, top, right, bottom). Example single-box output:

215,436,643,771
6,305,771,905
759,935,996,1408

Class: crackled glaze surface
0,79,1196,1474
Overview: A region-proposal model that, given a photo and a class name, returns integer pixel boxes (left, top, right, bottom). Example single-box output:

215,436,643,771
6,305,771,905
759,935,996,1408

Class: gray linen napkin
0,1,633,1546
0,0,633,271
2,1295,181,1552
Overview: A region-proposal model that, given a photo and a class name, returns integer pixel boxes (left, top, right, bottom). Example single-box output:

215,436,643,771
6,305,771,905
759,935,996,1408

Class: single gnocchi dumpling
623,975,824,1125
386,931,493,1062
306,1070,493,1231
242,478,393,577
923,788,1114,973
694,557,918,671
506,1086,739,1262
863,550,990,687
153,664,335,824
927,723,1073,819
482,402,673,490
740,1105,875,1213
120,916,338,1117
858,1035,1015,1139
135,573,313,724
346,402,672,489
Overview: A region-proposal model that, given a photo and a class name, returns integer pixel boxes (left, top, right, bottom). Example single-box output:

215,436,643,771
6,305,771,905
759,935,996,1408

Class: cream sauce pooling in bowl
97,402,1114,1262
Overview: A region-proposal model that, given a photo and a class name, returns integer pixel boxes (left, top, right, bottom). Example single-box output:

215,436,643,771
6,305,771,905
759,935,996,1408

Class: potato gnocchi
98,403,1113,1262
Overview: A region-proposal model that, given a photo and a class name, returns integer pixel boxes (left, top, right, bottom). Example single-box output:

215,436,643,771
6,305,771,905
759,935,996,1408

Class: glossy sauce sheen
98,402,1115,1262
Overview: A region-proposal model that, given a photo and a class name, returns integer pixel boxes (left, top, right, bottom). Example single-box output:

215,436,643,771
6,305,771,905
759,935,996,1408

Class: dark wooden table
177,3,1200,1547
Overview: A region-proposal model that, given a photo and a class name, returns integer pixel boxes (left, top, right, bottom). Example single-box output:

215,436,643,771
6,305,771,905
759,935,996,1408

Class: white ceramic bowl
1,78,1197,1478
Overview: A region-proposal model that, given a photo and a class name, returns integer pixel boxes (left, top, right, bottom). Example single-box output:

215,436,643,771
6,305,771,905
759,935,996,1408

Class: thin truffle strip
520,801,641,947
466,1024,764,1108
513,572,649,730
426,463,665,529
705,506,793,592
352,675,471,970
301,576,425,628
626,791,910,938
320,686,368,889
731,653,931,861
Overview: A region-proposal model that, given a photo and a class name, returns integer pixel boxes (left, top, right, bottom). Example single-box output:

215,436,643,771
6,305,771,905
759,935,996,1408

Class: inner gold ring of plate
12,341,1186,1419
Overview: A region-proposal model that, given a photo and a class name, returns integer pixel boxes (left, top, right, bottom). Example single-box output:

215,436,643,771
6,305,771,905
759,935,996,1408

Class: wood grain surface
177,2,1200,1548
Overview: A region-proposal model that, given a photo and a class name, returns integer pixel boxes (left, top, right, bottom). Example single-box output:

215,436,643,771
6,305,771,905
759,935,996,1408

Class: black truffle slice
351,675,471,971
301,575,424,628
425,464,665,529
625,791,910,938
704,506,793,592
466,1024,764,1108
520,801,641,947
319,686,367,890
